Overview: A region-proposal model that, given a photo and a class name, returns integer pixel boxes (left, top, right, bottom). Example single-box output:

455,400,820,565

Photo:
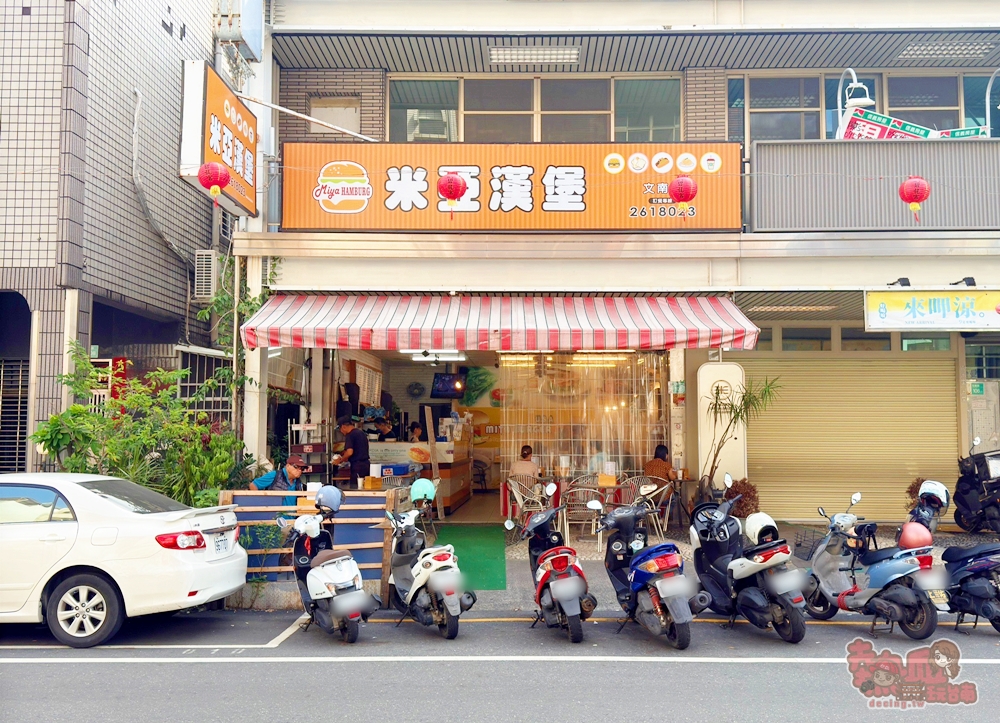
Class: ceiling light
897,42,996,59
746,305,839,313
570,349,635,354
267,349,283,358
400,349,460,355
489,46,581,64
412,354,466,363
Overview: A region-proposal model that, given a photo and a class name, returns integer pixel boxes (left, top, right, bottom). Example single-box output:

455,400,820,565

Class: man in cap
250,454,307,513
333,414,371,488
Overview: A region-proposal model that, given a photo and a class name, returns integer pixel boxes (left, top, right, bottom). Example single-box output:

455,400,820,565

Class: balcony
749,139,1000,232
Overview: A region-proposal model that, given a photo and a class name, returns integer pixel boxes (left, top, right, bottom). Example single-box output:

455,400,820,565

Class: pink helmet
898,521,933,550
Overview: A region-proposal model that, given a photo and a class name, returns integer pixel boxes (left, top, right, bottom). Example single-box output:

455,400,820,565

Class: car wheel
46,574,124,648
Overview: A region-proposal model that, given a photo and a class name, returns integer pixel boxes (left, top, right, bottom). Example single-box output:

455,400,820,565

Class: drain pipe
132,88,194,343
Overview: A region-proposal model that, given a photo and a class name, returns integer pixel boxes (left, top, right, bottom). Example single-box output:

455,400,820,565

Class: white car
0,474,248,647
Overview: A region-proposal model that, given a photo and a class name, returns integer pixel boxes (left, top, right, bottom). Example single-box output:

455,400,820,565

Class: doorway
0,292,31,473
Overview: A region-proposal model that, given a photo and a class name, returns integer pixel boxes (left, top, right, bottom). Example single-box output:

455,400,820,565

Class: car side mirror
724,473,733,489
586,500,604,512
639,484,657,497
851,492,862,506
544,482,557,496
817,507,826,518
503,519,516,531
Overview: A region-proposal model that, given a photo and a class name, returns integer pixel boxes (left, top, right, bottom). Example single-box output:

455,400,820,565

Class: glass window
749,78,820,109
308,97,360,135
782,328,831,352
755,328,773,351
614,80,681,142
824,76,878,138
0,486,63,524
464,114,533,143
51,495,75,521
745,78,821,142
966,344,1000,379
902,332,951,352
541,114,609,142
389,81,459,142
750,112,820,141
728,78,746,143
541,79,610,111
963,77,1000,138
887,76,960,130
78,478,188,514
464,79,533,112
841,328,891,352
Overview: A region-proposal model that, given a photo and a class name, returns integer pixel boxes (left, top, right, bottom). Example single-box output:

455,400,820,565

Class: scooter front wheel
954,508,984,533
664,621,691,650
341,618,360,644
566,614,584,643
439,607,459,639
804,587,838,620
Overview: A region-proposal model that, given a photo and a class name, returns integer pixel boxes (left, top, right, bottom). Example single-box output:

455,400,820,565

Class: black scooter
953,436,1000,533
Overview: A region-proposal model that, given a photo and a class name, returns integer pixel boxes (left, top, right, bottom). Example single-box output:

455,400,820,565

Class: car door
0,485,79,614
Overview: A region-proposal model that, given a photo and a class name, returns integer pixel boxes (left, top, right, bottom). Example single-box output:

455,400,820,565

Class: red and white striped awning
241,295,759,351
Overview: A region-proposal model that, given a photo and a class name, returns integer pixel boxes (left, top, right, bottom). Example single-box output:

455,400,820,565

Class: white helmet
745,512,780,545
293,514,322,538
918,480,949,510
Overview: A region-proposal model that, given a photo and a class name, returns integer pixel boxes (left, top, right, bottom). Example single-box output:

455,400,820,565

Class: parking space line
264,614,309,648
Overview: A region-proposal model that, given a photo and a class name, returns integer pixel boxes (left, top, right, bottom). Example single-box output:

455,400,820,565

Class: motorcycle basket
793,528,825,561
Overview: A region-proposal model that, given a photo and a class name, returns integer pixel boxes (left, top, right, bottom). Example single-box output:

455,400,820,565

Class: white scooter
387,479,476,639
279,487,381,643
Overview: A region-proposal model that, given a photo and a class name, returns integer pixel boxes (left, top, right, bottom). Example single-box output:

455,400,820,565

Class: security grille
193,249,218,302
0,359,29,473
178,350,232,418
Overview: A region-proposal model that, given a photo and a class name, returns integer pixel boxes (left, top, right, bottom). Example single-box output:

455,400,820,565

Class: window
755,328,773,351
389,80,459,143
966,345,1000,379
902,332,951,352
963,76,1000,138
887,76,960,131
824,76,879,138
179,351,232,417
0,486,74,524
78,479,188,514
841,328,891,352
782,328,831,352
614,79,681,142
308,97,361,135
748,78,821,141
727,78,745,143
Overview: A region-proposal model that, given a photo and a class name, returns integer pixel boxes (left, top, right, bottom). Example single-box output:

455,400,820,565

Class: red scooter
505,487,598,643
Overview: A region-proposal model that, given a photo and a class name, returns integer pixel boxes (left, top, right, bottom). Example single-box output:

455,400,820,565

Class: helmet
917,480,949,510
293,514,322,538
745,512,780,545
410,477,436,504
315,485,343,513
898,521,934,550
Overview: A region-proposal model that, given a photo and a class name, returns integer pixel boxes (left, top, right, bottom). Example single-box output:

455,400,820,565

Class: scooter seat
859,547,899,566
311,548,353,568
942,542,1000,563
712,554,734,574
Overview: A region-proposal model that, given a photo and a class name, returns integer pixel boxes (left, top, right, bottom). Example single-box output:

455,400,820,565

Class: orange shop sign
282,143,741,231
179,60,258,216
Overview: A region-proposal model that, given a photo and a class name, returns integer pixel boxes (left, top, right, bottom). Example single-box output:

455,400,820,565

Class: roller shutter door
737,358,957,522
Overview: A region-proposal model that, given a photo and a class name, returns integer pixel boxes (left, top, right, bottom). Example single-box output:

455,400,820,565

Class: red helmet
899,521,933,550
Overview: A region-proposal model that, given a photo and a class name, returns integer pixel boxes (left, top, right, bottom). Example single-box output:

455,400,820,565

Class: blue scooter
588,485,711,649
802,492,941,639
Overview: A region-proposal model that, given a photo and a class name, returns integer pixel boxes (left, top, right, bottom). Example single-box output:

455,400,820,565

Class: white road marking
264,615,308,648
2,655,999,665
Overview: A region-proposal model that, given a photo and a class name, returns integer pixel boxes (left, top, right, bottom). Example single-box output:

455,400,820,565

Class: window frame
386,73,684,143
0,484,77,525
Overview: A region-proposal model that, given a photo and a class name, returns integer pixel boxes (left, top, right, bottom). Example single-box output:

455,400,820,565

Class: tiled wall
683,67,728,142
277,69,387,144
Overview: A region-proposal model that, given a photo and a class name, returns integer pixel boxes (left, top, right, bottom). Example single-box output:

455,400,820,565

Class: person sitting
643,444,678,483
586,442,606,475
374,417,396,441
509,444,540,478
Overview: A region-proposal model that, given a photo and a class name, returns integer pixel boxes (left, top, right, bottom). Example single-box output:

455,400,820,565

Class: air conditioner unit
261,256,271,287
193,249,219,303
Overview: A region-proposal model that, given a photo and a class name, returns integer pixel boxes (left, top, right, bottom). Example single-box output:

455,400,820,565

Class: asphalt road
3,608,1000,723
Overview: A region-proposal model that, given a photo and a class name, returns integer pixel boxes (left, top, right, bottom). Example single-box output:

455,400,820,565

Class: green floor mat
433,525,507,591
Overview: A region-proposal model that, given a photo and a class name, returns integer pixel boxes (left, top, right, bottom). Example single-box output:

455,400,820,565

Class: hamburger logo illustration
313,161,373,213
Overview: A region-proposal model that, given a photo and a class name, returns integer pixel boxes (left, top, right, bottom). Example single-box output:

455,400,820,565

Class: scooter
587,484,710,649
898,481,1000,634
280,487,381,643
386,478,477,639
504,483,598,643
953,436,1000,533
802,492,941,639
690,474,808,643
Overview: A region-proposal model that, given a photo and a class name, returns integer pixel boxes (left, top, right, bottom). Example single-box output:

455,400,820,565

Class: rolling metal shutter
737,358,957,522
0,359,29,473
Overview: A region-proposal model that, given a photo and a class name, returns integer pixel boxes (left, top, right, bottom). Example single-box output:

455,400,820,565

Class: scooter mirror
639,484,657,497
724,473,734,488
586,499,604,512
503,519,516,531
544,482,558,496
817,507,827,518
851,492,862,506
276,517,289,529
973,436,982,447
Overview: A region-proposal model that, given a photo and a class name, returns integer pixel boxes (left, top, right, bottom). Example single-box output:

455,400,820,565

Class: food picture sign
179,61,258,216
865,290,1000,331
282,142,741,231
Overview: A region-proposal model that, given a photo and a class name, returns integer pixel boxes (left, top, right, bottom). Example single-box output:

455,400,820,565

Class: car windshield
78,479,189,514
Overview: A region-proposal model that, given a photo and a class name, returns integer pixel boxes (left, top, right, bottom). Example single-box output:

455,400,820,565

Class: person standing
250,455,306,514
374,417,396,441
408,421,425,443
333,415,370,488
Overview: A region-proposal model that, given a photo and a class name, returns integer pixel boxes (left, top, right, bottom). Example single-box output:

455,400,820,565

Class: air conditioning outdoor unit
193,249,219,303
261,256,272,287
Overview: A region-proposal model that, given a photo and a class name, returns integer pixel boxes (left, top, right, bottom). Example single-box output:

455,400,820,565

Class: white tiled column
243,256,269,463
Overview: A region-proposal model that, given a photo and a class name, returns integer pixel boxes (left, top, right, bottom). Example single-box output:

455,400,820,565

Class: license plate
927,589,949,605
767,569,803,595
214,535,229,554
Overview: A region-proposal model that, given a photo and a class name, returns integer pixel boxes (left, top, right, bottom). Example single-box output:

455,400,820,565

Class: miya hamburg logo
313,161,373,213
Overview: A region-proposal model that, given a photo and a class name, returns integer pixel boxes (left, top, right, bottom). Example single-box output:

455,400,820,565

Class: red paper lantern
668,175,698,219
898,175,930,223
198,162,231,207
437,172,467,219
